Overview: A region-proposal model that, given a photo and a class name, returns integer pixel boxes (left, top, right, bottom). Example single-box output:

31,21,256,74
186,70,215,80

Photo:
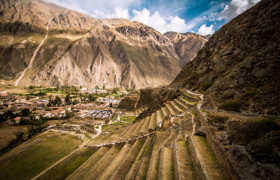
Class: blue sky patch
45,0,260,35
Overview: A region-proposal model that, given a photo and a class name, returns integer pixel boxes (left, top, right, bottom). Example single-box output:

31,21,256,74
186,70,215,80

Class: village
0,85,133,153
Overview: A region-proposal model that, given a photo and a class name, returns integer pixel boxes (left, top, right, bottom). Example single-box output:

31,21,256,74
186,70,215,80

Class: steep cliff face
0,0,206,89
172,0,280,115
164,32,207,66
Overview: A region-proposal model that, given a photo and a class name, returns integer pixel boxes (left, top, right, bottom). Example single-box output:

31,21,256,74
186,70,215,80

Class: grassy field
120,116,136,123
0,132,82,180
37,147,96,180
0,125,30,153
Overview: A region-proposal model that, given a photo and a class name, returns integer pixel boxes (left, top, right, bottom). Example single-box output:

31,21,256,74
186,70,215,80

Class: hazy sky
45,0,260,35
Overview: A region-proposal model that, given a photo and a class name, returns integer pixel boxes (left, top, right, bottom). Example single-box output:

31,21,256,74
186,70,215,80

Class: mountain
0,0,206,89
164,32,207,66
167,0,280,179
172,0,280,115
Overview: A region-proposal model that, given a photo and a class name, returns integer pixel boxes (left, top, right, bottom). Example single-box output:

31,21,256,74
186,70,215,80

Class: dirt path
14,19,52,87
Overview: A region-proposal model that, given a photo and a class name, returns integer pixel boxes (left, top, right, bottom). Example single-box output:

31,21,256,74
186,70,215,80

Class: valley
0,85,230,180
0,0,279,179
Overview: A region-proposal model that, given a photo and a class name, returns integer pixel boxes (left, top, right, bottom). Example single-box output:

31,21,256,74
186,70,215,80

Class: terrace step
173,138,194,180
110,139,145,180
180,89,201,101
156,109,165,128
98,143,132,180
165,102,177,116
134,143,153,180
190,135,226,180
158,147,174,180
170,100,184,113
139,117,150,134
131,119,147,137
146,130,174,180
76,145,122,180
156,109,164,123
146,134,162,180
162,106,169,118
178,96,196,106
180,95,197,106
125,136,153,180
66,146,110,180
123,121,142,138
148,113,157,131
174,98,189,111
120,124,134,137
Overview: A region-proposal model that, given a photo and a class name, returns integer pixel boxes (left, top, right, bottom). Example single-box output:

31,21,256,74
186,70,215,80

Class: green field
0,132,82,180
37,147,96,180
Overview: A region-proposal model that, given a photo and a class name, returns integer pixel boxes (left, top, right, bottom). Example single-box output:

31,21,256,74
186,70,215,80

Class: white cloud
114,8,130,19
218,0,261,21
131,8,192,33
42,0,217,34
198,24,215,36
44,0,138,18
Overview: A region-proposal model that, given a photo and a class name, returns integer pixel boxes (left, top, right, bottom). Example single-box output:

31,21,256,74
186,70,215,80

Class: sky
45,0,261,35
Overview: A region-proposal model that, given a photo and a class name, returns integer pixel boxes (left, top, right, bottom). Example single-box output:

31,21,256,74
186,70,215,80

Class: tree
65,94,71,105
88,94,97,102
54,96,62,106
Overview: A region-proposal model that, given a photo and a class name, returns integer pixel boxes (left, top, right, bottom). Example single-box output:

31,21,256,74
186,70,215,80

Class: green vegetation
65,94,71,105
198,136,217,162
201,81,213,91
48,96,62,106
27,86,79,96
120,116,136,123
78,93,97,103
207,114,229,125
219,99,243,112
0,133,82,180
37,148,96,180
102,122,127,132
0,110,14,123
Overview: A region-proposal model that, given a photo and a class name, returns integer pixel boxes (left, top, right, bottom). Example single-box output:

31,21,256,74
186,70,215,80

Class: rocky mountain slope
169,0,280,179
0,0,206,89
172,0,280,115
164,32,207,66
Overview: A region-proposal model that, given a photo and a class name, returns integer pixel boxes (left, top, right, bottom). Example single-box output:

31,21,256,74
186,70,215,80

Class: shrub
20,109,31,116
112,88,119,94
201,81,212,91
219,99,242,112
208,114,228,125
228,117,280,145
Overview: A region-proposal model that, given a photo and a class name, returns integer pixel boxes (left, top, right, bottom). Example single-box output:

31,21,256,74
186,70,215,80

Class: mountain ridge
0,0,206,89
